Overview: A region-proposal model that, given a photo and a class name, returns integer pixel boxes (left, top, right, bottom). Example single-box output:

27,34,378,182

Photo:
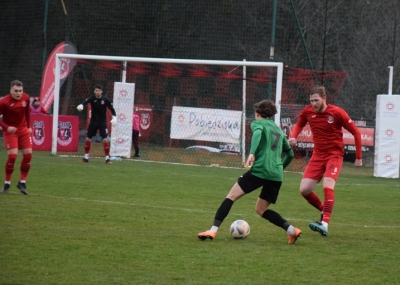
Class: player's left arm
246,128,262,168
106,99,117,126
340,109,362,166
106,99,117,116
282,137,294,169
25,95,31,132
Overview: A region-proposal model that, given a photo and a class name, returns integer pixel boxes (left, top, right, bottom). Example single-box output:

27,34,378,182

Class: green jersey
249,119,293,181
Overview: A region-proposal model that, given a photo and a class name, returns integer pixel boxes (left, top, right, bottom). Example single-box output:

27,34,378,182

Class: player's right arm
288,110,308,146
0,99,16,133
77,95,93,111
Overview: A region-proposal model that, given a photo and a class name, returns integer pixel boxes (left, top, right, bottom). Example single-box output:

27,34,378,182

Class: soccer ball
230,220,250,239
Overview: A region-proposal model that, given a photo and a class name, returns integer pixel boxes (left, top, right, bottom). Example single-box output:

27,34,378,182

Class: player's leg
198,172,260,240
257,181,301,244
17,148,32,195
310,156,343,235
83,124,96,162
300,178,322,210
132,130,140,157
1,134,18,194
16,130,33,195
198,182,246,240
300,156,325,213
100,124,111,164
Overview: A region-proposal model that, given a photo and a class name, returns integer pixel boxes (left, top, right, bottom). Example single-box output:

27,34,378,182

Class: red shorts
3,128,32,150
303,154,343,181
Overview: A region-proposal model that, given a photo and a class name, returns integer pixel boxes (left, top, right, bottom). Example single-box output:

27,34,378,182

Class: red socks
20,153,32,181
84,141,91,154
103,141,110,156
322,188,335,223
5,154,17,181
302,191,324,211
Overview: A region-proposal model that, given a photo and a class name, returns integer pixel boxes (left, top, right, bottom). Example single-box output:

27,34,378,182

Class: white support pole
122,61,127,83
274,63,283,126
242,59,247,165
52,54,61,155
388,66,393,95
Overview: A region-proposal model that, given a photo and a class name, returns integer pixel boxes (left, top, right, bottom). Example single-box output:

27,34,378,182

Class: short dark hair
310,86,326,99
94,85,102,90
11,80,23,88
253,99,277,118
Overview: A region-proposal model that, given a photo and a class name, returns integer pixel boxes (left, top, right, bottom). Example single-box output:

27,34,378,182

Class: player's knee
255,206,265,216
6,154,17,164
300,187,313,196
23,153,32,162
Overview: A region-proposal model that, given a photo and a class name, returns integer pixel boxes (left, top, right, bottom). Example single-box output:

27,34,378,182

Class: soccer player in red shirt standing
289,86,362,236
0,80,32,195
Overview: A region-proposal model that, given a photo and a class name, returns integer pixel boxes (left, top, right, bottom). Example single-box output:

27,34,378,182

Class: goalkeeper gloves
111,116,117,127
77,104,84,111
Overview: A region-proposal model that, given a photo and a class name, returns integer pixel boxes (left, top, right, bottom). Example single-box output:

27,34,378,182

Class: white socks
287,225,295,235
210,226,219,233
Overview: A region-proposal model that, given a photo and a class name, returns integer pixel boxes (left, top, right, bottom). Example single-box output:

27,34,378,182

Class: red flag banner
39,41,77,112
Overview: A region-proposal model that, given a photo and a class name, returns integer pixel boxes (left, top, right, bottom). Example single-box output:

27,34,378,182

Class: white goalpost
53,54,284,165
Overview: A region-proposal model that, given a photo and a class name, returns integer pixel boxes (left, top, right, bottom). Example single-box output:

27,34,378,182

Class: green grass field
1,152,399,285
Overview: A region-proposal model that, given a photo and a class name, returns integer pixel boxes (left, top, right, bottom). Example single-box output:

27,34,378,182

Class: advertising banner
31,114,79,151
134,104,153,139
110,82,135,158
170,106,242,144
39,41,77,112
294,124,374,150
374,95,400,178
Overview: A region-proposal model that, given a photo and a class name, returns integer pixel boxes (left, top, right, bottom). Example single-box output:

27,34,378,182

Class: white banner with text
170,106,242,144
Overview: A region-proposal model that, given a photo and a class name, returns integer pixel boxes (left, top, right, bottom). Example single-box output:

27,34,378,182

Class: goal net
48,54,347,172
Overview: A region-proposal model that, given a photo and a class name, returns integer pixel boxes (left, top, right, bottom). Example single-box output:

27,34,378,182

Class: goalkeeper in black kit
77,85,117,164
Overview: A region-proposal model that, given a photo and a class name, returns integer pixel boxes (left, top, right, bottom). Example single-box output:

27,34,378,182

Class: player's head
33,97,40,107
310,86,327,113
253,99,277,119
93,85,103,98
10,80,23,100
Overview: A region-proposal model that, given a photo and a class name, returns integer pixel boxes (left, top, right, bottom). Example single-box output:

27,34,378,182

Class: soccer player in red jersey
0,80,32,195
289,86,362,236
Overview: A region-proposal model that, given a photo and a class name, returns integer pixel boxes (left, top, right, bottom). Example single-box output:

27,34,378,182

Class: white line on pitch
32,194,400,229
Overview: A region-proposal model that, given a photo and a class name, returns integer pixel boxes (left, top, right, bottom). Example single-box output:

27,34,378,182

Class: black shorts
237,171,282,204
87,123,108,139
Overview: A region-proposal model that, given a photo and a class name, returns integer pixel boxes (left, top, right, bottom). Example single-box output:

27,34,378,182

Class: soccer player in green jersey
198,99,301,244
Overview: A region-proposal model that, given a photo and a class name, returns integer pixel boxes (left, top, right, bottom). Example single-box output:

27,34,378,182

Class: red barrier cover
31,114,79,152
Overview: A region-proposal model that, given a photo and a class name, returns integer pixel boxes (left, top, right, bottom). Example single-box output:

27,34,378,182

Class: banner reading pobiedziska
170,106,242,144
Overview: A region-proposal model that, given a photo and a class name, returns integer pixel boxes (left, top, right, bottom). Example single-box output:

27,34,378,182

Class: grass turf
0,152,399,284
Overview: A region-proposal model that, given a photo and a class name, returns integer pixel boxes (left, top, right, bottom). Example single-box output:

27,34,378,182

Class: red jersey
291,104,362,159
0,93,31,130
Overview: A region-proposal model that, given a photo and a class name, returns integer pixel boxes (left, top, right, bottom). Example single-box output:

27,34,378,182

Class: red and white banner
40,41,77,112
294,124,375,146
374,95,400,178
31,114,79,152
134,104,153,139
110,82,135,158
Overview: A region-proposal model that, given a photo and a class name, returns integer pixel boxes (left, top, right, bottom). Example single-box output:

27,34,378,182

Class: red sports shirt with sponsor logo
0,93,31,130
291,104,362,159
